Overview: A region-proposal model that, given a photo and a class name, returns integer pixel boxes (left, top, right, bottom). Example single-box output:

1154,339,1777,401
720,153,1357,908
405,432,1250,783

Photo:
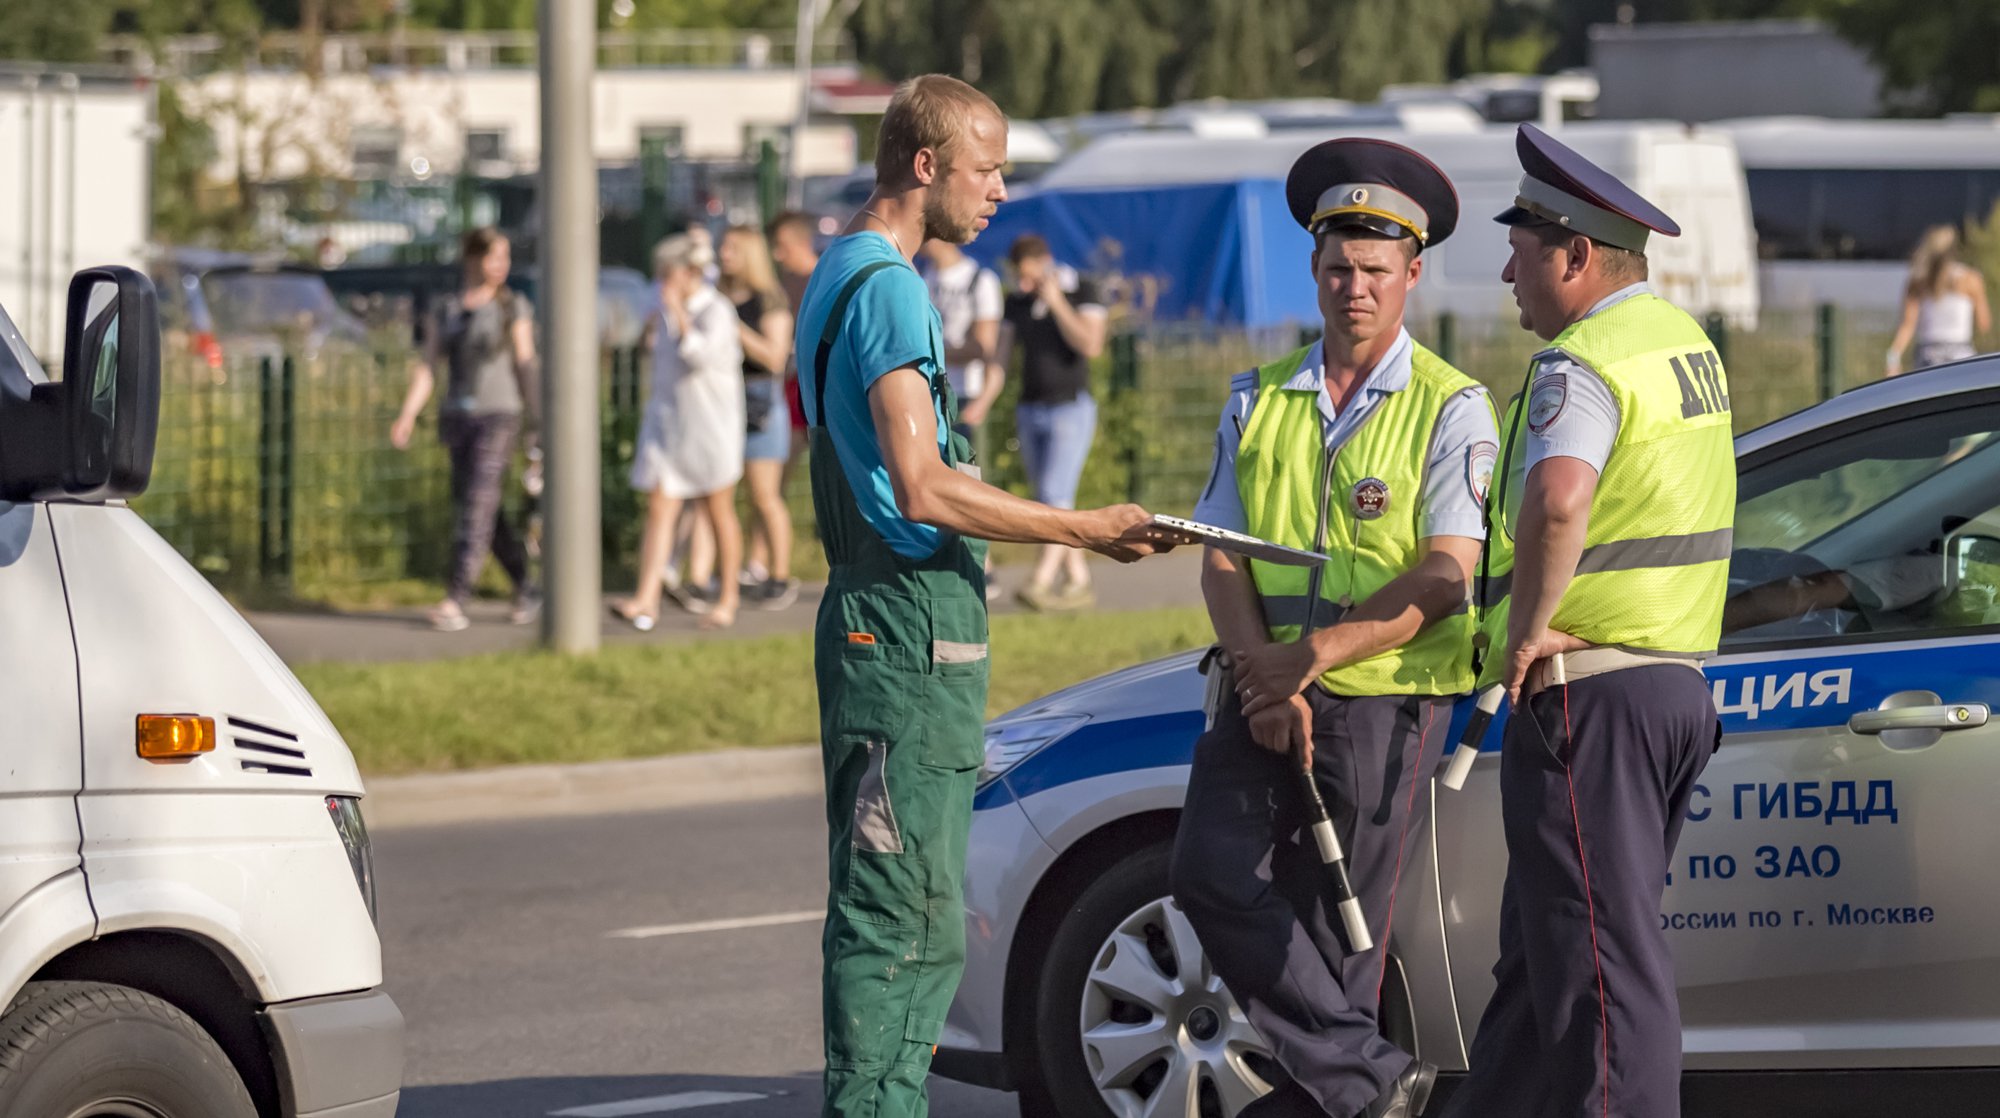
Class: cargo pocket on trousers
905,1013,945,1047
921,645,988,772
921,590,989,771
838,736,926,928
851,738,904,855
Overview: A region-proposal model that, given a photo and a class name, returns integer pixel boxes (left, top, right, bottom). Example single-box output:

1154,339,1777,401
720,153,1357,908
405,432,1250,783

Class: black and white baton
1293,742,1373,953
1440,653,1567,792
1290,455,1372,955
1440,685,1503,792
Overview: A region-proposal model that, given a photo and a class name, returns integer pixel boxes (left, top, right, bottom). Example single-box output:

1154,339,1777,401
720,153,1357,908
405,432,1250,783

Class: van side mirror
60,266,161,500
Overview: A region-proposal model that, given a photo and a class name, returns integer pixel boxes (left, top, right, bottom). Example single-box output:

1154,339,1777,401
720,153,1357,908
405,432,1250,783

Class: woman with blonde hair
613,232,745,630
718,223,800,608
1888,224,1991,375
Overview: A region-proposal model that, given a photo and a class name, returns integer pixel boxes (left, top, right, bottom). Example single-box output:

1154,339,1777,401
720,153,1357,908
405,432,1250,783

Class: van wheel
1018,842,1278,1118
0,981,257,1118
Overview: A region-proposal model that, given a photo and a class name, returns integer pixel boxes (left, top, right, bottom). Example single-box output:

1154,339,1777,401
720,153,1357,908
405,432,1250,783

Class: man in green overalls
792,74,1185,1118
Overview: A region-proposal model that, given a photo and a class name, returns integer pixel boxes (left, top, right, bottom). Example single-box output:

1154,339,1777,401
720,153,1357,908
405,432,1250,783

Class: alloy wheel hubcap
1187,1006,1221,1042
1079,894,1274,1118
64,1101,170,1118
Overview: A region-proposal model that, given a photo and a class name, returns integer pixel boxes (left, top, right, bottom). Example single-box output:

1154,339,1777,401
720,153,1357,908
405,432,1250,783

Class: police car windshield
0,301,47,386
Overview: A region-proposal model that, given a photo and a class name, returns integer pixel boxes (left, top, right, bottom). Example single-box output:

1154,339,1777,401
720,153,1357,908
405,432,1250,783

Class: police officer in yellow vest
1170,139,1497,1118
1442,125,1736,1118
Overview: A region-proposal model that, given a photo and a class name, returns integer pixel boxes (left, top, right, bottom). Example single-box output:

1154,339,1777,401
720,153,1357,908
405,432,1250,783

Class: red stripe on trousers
1559,685,1612,1118
1376,703,1437,1002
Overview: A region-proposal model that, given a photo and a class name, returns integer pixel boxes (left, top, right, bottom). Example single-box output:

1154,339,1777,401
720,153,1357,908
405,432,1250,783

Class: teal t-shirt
795,232,950,560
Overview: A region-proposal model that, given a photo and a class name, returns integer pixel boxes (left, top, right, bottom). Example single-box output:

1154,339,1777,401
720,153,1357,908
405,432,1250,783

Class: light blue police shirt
1520,282,1653,474
1192,329,1497,541
794,232,951,561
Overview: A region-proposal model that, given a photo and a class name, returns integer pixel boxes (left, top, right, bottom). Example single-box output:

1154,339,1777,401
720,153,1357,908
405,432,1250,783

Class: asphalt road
377,797,1020,1118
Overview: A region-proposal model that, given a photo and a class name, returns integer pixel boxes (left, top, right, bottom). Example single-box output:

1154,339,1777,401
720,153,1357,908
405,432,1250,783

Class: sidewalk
248,549,1205,665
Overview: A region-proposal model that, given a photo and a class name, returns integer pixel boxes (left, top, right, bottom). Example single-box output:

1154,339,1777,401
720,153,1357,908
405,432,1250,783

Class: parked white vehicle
1716,115,2000,314
0,269,401,1115
1031,121,1762,327
0,68,152,363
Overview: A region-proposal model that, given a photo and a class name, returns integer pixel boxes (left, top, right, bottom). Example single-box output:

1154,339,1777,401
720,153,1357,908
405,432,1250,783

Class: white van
0,269,401,1115
1384,121,1761,328
1034,121,1761,327
1716,115,2000,313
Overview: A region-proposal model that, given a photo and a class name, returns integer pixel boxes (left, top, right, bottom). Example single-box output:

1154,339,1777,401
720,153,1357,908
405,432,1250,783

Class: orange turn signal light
137,715,216,760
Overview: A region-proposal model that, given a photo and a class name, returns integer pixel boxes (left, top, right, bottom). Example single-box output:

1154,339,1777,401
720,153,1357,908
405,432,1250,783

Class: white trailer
0,68,153,361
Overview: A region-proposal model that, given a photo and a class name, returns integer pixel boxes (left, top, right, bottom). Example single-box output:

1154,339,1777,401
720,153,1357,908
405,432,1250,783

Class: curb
361,745,824,830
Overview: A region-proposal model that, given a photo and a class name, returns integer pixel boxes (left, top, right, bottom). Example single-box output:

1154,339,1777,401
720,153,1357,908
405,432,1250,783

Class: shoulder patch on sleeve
1527,373,1568,434
1468,440,1498,504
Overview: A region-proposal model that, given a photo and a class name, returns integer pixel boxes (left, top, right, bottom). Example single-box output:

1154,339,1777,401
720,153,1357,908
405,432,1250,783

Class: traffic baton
1440,652,1567,792
1440,685,1503,792
1291,514,1373,953
1293,743,1373,953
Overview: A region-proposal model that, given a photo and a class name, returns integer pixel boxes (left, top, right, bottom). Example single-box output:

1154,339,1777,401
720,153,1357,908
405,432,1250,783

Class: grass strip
298,606,1213,774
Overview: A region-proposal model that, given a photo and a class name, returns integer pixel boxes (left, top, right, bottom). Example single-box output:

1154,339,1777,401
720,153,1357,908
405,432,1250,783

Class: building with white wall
130,31,878,186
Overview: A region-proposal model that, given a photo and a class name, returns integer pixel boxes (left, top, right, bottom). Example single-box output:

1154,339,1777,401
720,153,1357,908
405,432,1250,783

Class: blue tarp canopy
965,178,1320,328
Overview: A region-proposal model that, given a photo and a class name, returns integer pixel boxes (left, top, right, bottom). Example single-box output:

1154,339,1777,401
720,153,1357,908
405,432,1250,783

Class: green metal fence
130,305,1908,608
1102,306,1904,519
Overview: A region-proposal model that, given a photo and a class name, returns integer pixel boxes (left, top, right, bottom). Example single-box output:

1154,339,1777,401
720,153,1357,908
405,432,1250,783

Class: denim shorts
744,377,792,462
1015,394,1098,510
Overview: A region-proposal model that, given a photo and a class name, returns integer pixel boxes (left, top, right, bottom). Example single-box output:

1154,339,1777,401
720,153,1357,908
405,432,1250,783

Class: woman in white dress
615,233,746,630
1888,224,1991,376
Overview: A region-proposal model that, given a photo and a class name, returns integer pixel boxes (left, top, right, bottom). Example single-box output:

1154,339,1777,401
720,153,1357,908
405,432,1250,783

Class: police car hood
993,647,1208,725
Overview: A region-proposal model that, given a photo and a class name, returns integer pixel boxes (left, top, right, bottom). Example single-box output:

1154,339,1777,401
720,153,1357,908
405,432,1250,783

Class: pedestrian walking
920,236,1005,442
920,235,1005,598
388,227,541,632
1887,224,1991,375
719,223,801,610
1000,235,1110,611
613,233,746,631
766,209,822,544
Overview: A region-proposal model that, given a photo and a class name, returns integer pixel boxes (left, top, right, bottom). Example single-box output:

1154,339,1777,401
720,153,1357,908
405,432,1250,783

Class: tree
1834,0,2000,114
0,1,118,62
1539,0,2000,114
848,0,1505,118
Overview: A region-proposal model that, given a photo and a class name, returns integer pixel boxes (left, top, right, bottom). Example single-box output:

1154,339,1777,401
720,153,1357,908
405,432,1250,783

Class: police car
935,357,2000,1117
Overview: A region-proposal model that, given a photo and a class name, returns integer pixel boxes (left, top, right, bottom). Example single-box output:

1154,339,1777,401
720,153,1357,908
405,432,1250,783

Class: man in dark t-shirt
998,234,1109,610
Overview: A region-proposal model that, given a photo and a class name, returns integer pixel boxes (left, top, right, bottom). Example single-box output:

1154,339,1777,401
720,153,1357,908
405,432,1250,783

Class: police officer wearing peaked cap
1170,138,1498,1118
1443,124,1736,1118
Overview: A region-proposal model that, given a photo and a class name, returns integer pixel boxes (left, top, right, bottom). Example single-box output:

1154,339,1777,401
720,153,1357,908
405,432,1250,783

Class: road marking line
550,1090,766,1116
606,909,824,939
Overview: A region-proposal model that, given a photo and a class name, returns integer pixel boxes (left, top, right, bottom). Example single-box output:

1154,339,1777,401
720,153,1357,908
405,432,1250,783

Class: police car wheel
0,981,258,1118
1021,842,1278,1118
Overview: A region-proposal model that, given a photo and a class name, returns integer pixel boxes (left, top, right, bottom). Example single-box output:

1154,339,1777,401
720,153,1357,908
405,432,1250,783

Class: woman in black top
999,235,1110,611
717,224,798,609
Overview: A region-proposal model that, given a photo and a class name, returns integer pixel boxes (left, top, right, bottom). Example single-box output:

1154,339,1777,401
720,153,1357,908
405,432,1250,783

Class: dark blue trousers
1444,665,1719,1118
1172,687,1453,1118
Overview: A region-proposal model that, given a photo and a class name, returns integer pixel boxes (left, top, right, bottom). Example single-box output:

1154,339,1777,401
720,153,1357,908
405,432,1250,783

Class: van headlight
980,716,1088,786
326,796,378,925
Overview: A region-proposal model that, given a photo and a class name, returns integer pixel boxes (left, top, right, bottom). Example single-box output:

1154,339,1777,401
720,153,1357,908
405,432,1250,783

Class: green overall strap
809,259,900,429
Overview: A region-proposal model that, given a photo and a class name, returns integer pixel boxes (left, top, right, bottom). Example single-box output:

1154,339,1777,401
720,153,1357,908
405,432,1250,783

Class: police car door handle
1847,703,1989,735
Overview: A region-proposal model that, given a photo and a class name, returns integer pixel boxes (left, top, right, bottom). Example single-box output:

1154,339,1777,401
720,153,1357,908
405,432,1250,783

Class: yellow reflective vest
1477,292,1737,686
1237,342,1485,697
